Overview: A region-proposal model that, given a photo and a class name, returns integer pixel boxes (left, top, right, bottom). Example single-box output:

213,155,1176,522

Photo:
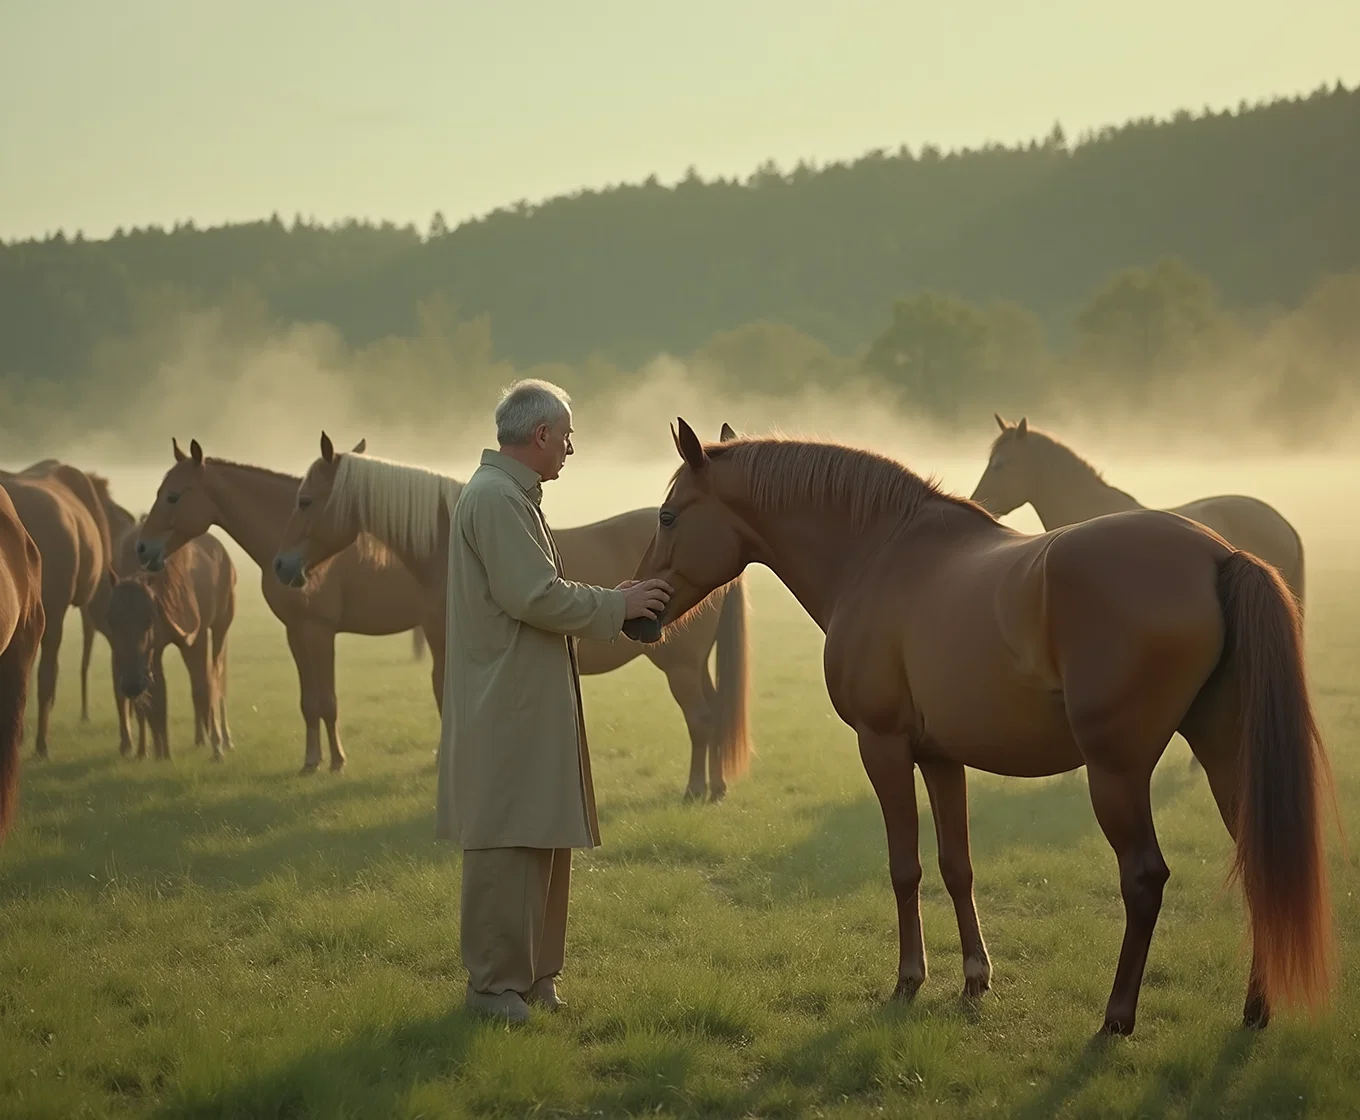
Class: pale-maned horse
0,486,45,838
971,415,1305,606
271,431,752,802
106,528,237,761
623,418,1334,1036
136,438,434,774
0,460,115,757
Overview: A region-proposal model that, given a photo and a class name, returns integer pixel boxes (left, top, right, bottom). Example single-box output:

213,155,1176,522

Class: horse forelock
330,453,465,564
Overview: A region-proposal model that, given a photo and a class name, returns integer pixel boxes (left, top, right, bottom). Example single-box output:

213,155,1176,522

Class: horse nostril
273,557,284,574
136,541,146,556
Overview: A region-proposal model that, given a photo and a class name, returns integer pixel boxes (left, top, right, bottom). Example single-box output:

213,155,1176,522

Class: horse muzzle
622,615,664,644
272,553,307,589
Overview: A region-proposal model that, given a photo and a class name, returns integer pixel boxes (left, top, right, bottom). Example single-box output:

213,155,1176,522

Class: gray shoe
465,986,530,1024
526,977,565,1012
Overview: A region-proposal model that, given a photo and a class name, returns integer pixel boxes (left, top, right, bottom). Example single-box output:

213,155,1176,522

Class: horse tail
1218,549,1334,1013
713,575,753,779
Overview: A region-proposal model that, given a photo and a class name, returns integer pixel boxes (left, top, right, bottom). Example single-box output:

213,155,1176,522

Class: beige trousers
461,846,572,995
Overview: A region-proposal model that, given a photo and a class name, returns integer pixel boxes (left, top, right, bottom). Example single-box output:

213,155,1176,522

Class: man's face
534,413,574,481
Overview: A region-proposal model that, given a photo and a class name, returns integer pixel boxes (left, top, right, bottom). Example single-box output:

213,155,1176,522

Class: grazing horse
0,460,114,757
971,415,1305,607
623,418,1334,1036
271,431,753,802
0,486,45,838
136,438,434,773
105,530,237,761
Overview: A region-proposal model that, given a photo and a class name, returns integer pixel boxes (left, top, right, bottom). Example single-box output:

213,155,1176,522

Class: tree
1075,258,1227,386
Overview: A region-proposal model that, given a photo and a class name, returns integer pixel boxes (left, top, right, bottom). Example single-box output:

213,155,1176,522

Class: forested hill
2,81,1357,381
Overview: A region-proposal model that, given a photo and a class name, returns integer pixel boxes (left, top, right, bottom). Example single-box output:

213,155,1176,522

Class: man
435,378,673,1024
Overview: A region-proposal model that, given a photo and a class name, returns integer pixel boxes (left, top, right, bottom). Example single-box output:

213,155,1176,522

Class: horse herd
0,413,1335,1040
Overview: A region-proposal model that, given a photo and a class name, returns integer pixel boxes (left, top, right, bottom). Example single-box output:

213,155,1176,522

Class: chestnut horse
623,419,1334,1035
136,439,433,773
0,460,114,757
0,485,45,838
271,432,752,802
106,529,237,761
971,416,1305,607
80,471,140,727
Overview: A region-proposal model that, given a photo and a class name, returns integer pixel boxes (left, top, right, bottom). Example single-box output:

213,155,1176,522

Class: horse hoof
683,789,703,803
963,977,990,999
329,761,346,773
709,790,727,804
892,976,923,1002
1099,1016,1135,1036
1242,995,1270,1030
299,762,320,776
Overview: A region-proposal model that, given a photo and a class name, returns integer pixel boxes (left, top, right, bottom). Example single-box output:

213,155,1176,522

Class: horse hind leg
660,661,714,803
918,758,992,998
1081,760,1169,1035
1179,667,1270,1028
79,608,95,723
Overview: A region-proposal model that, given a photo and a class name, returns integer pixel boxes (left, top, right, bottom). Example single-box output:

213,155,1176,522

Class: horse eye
659,509,676,528
166,493,179,505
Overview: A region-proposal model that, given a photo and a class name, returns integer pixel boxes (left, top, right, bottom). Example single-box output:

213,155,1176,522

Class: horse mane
696,435,992,533
989,425,1109,485
203,455,395,567
329,453,466,564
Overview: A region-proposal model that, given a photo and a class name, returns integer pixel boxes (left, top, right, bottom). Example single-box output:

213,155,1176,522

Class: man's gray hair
494,379,572,446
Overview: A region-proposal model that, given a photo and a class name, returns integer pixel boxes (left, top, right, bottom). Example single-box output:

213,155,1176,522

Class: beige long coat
435,450,626,850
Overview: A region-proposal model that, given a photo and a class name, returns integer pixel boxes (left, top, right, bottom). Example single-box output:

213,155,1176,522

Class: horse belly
917,683,1082,778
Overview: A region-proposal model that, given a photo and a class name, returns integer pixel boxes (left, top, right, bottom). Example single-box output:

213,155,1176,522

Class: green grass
2,565,1358,1118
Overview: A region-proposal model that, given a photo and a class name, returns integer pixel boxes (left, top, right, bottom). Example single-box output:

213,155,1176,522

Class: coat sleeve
467,486,627,641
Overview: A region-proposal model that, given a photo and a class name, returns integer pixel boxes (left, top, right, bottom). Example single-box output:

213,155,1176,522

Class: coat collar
480,449,544,504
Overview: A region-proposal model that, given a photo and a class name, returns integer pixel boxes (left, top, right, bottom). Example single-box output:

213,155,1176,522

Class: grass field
2,554,1358,1118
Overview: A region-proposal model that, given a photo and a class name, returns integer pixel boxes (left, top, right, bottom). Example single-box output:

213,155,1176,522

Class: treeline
2,81,1358,457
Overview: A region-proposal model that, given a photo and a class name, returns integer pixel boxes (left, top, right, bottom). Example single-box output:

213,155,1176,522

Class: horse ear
189,439,204,465
172,437,187,462
675,417,708,470
719,422,737,442
994,413,1008,432
351,438,367,455
1016,417,1029,437
320,431,335,463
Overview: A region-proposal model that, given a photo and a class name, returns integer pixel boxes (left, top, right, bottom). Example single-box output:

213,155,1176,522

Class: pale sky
3,0,1357,242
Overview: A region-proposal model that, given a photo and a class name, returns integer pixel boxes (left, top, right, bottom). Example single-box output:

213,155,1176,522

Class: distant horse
272,431,752,802
0,460,115,757
971,415,1305,607
0,486,45,838
106,529,236,761
136,438,435,773
622,418,1334,1036
411,628,427,661
80,471,140,727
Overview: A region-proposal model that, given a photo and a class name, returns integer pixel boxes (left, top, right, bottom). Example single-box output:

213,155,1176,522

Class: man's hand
618,578,673,620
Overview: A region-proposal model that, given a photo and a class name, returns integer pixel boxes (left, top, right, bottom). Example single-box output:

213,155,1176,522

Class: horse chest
822,612,918,737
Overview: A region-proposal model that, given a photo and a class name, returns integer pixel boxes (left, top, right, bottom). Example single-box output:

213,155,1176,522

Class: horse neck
739,501,896,630
1028,444,1141,529
204,463,297,570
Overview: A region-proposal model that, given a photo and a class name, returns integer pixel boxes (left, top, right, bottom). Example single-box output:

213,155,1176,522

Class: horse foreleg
286,625,323,774
184,640,218,759
149,649,170,761
111,657,133,756
32,608,64,759
213,627,234,753
858,728,926,1000
918,758,992,998
1084,763,1168,1035
79,608,95,723
307,627,344,773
